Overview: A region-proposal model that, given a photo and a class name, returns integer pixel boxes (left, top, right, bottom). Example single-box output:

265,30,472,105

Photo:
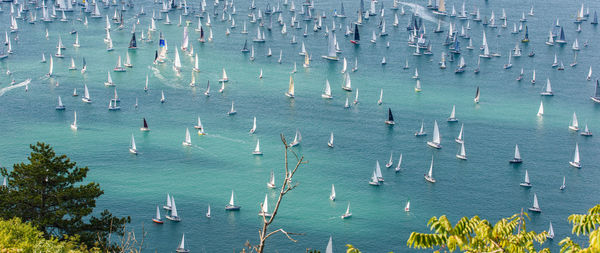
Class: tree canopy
0,142,130,250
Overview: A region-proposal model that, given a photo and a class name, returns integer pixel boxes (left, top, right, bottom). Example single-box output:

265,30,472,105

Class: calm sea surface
1,0,599,252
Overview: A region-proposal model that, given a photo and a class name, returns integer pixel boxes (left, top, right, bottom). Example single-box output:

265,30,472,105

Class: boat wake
149,66,183,89
0,79,31,96
210,134,246,144
397,1,441,24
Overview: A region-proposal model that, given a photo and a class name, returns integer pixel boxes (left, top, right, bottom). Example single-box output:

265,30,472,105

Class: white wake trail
0,79,31,96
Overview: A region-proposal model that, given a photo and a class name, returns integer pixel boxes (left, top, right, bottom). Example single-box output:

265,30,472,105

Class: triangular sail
432,120,440,144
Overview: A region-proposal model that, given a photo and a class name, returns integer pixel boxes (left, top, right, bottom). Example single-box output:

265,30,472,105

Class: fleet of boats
2,0,597,251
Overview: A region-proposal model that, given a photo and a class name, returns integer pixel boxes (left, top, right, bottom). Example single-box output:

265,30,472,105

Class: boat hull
225,205,241,211
509,159,523,163
569,161,581,168
152,218,163,224
528,207,541,213
427,141,441,149
424,175,436,183
165,215,181,221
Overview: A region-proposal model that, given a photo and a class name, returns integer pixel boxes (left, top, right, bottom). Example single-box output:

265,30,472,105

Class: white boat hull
427,141,441,149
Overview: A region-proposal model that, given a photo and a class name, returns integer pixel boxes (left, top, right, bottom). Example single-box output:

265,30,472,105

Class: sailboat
82,84,91,103
163,193,172,210
258,194,272,217
384,152,394,168
206,205,211,218
352,57,358,72
56,96,65,110
104,72,114,86
285,76,295,98
427,120,442,149
412,68,419,79
46,56,54,77
537,101,544,117
128,134,138,154
587,66,592,81
353,89,359,104
152,206,164,223
581,124,593,136
322,30,338,60
520,170,532,187
124,53,133,68
267,171,276,188
374,160,384,182
456,142,467,160
68,57,77,70
569,112,579,131
113,56,126,72
569,143,581,168
391,153,403,172
225,190,241,210
227,101,237,115
503,52,513,69
175,234,189,252
415,80,422,92
329,184,336,201
252,139,263,155
165,197,181,221
327,132,334,148
341,202,352,219
341,73,352,91
473,86,481,103
219,68,229,82
560,176,566,190
591,80,600,103
507,144,523,163
385,108,395,125
161,91,166,103
447,105,458,122
547,222,555,239
322,80,333,99
70,111,78,130
424,156,436,183
350,24,360,44
289,129,302,147
182,128,192,146
528,193,541,212
415,120,427,136
140,118,150,131
405,201,410,212
540,79,553,96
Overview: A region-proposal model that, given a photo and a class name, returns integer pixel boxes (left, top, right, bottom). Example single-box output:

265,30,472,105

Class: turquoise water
1,0,600,252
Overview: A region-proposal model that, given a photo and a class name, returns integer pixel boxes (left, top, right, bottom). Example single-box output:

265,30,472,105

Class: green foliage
0,142,130,250
0,217,97,253
345,244,361,253
407,211,549,252
559,204,600,253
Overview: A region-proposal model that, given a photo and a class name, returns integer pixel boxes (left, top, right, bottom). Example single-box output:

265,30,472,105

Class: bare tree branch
255,134,306,253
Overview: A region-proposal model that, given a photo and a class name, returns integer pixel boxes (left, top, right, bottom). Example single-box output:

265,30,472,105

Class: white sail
571,112,579,129
537,101,544,116
573,143,580,164
514,144,521,160
130,134,137,150
432,120,440,145
330,184,336,200
253,139,261,154
524,170,530,184
183,128,192,145
322,80,332,98
532,193,540,209
325,236,333,253
170,197,179,217
261,194,269,214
